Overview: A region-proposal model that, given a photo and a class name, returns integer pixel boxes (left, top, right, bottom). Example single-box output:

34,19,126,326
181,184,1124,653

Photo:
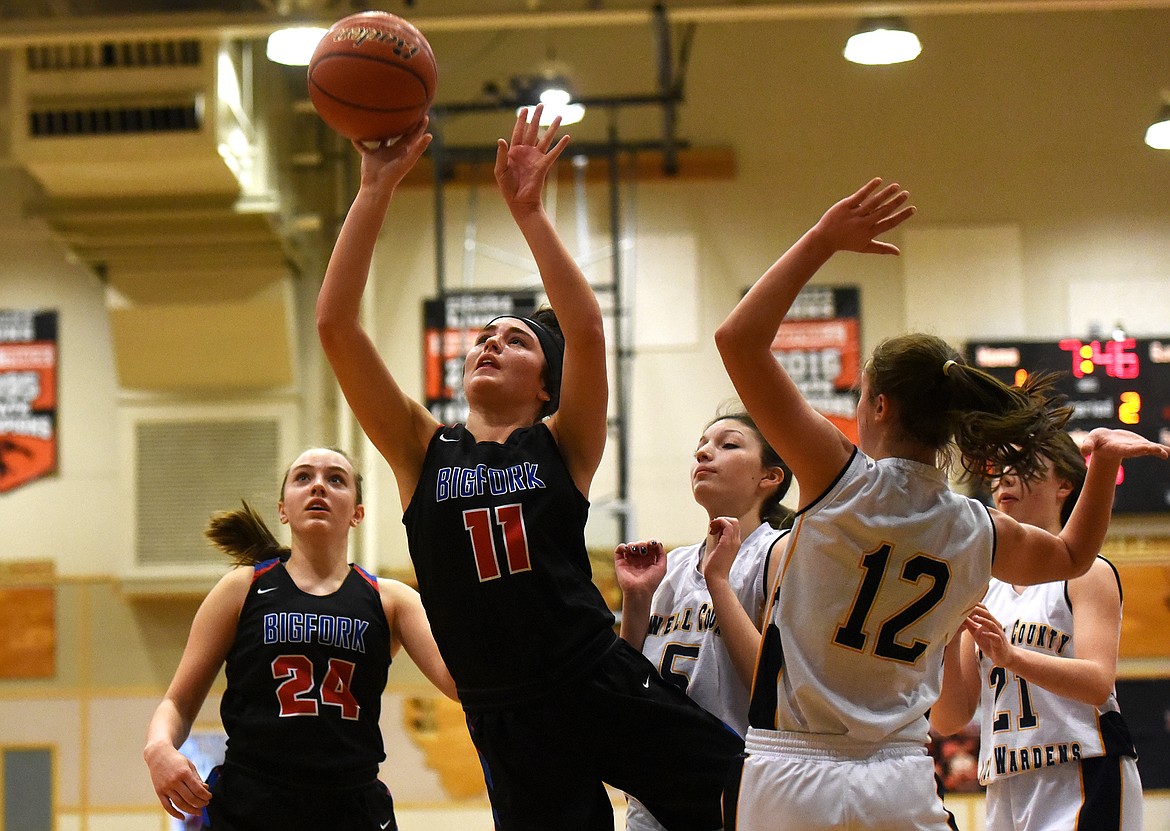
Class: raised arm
714,179,915,507
143,568,249,819
494,106,607,495
316,120,441,509
993,428,1170,584
701,517,763,689
382,580,458,701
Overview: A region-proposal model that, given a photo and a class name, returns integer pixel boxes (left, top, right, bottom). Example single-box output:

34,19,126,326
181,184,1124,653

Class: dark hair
209,448,363,567
1043,431,1087,527
529,306,565,419
707,409,796,530
206,500,289,567
866,333,1073,482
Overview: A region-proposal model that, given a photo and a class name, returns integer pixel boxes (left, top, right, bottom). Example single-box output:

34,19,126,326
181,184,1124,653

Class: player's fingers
526,105,546,145
537,116,563,151
874,205,916,234
544,133,571,165
157,796,186,821
859,186,899,219
493,139,510,178
511,108,529,146
850,177,884,208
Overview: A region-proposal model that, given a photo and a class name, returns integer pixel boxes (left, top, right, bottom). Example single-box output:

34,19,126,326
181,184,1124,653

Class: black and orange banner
771,286,861,444
423,292,539,425
0,310,58,493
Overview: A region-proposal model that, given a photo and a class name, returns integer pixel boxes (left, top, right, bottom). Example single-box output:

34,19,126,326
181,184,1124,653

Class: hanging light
266,26,327,66
513,75,586,126
844,17,922,66
1144,103,1170,150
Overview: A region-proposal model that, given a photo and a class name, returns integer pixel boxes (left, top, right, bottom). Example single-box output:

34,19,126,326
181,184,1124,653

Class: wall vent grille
135,418,282,569
28,102,201,137
25,39,202,72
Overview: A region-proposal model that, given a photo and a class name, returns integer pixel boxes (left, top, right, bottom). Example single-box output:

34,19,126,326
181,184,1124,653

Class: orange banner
0,310,58,493
769,287,861,444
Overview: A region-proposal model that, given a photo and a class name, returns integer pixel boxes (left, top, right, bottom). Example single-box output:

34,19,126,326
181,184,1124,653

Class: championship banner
771,286,861,444
0,310,58,493
423,291,540,424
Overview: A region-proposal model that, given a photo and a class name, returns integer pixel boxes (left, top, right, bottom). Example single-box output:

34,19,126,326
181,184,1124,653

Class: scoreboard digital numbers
967,337,1170,514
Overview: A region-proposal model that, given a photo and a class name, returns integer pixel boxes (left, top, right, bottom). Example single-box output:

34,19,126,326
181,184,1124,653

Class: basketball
307,11,437,142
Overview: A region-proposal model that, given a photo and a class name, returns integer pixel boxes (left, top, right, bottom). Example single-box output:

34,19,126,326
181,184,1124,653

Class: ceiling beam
1,1,1168,47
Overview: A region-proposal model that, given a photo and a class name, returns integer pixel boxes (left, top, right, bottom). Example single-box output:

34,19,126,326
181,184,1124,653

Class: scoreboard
966,337,1170,514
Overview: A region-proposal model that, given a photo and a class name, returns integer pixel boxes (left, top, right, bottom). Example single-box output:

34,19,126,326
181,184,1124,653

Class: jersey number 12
833,544,951,664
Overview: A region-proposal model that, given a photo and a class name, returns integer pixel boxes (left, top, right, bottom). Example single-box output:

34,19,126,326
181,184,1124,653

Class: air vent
27,101,200,137
134,417,282,569
25,39,202,72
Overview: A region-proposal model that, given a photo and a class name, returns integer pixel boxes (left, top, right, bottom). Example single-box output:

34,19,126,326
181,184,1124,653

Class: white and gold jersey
977,566,1137,785
749,449,994,745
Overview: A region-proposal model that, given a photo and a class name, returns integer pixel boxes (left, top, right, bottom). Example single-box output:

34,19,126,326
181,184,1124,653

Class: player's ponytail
947,364,1073,482
866,333,1073,482
205,500,290,567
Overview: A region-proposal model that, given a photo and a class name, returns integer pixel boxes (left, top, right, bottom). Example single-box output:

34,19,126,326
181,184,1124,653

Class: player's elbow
1065,550,1096,580
574,316,606,352
929,711,968,737
1083,675,1115,708
713,320,740,355
315,305,353,353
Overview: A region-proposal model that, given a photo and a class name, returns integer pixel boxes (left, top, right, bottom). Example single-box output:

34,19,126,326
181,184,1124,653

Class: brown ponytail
866,333,1073,482
205,500,290,567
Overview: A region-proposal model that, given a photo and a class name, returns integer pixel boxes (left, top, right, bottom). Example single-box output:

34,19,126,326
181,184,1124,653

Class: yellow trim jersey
749,450,994,745
977,565,1138,785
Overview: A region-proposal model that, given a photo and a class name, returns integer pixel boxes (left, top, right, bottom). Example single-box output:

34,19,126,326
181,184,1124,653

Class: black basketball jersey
219,559,391,788
402,423,616,707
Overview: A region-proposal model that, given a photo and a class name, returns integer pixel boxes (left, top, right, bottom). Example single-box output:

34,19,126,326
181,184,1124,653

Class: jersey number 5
659,643,701,694
833,544,951,664
272,655,360,720
463,504,533,582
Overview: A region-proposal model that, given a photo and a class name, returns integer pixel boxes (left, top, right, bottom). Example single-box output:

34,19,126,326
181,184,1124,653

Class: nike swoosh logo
257,587,278,594
380,821,393,830
643,676,651,689
438,434,458,442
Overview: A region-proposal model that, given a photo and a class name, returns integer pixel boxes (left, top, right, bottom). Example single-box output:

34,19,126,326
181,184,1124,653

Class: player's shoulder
1068,555,1122,601
220,564,259,590
199,564,255,616
375,577,423,624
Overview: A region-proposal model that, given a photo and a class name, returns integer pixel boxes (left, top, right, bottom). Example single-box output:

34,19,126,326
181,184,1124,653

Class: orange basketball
307,11,437,142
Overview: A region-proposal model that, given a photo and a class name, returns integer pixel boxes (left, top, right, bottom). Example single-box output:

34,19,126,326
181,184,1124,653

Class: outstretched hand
614,540,667,600
353,116,433,192
494,104,571,214
1080,427,1170,463
813,178,916,256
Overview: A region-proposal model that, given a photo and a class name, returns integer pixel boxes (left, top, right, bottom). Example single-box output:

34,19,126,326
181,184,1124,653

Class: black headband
486,315,564,415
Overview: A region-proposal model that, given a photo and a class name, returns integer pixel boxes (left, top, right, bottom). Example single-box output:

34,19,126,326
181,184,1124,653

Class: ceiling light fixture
844,17,922,66
266,26,327,66
512,75,586,126
1144,103,1170,150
